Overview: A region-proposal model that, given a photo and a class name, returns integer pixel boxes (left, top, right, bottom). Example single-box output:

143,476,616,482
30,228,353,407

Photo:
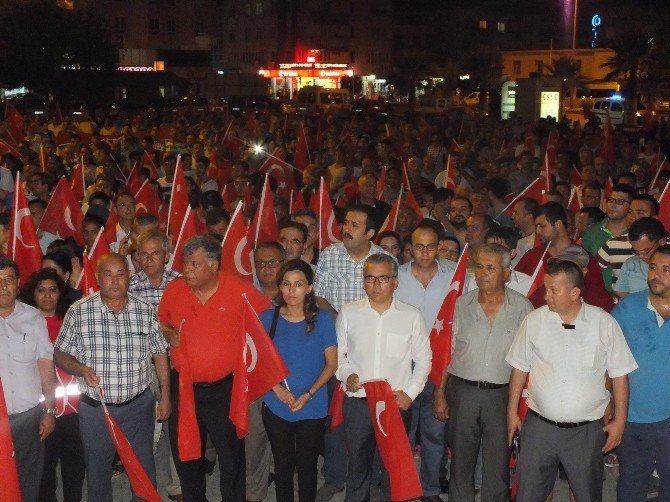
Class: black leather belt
529,409,597,429
193,372,234,388
454,375,508,390
80,388,149,408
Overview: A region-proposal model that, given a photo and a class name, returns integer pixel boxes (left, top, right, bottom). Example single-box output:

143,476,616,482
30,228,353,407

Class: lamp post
572,0,578,53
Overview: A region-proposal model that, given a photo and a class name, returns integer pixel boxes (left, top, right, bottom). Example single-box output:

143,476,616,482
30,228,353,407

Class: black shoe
439,476,449,493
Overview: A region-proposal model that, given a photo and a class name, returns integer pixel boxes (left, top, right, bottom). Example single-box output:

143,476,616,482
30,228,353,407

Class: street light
572,0,578,53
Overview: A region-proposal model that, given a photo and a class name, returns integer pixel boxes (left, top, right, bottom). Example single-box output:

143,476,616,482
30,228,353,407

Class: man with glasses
582,184,637,291
278,221,308,262
615,217,667,298
396,220,457,501
254,242,286,301
314,204,390,501
337,253,431,502
582,183,635,257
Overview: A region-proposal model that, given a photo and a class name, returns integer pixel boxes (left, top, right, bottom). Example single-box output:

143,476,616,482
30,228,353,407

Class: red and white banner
221,203,254,282
10,173,42,280
39,177,84,246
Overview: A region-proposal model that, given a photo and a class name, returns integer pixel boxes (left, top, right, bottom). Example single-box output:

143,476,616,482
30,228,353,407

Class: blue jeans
618,417,670,502
408,381,447,496
79,389,157,502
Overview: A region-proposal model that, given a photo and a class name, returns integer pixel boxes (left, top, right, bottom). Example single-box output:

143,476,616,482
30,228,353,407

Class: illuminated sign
591,15,601,27
118,66,154,72
540,91,560,119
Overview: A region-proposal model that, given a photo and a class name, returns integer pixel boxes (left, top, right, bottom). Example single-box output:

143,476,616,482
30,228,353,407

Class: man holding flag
55,252,171,502
439,243,533,501
158,235,270,502
336,253,430,502
395,220,456,501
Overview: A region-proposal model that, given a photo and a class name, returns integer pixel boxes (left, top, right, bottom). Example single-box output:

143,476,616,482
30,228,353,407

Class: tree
544,56,588,117
600,32,658,127
459,44,503,112
0,1,117,95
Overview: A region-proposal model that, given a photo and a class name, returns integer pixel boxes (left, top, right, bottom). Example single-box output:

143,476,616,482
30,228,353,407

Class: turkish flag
328,384,345,430
70,157,86,202
289,189,306,213
168,155,190,241
294,123,309,172
524,244,550,298
10,174,42,280
5,104,25,146
376,167,387,201
567,187,581,215
230,296,290,438
401,163,411,192
104,207,119,249
310,177,341,250
258,150,296,199
570,166,583,187
0,138,21,158
362,380,422,501
378,189,403,234
220,184,234,212
648,157,668,193
428,245,468,386
95,388,161,502
601,177,613,211
135,180,161,217
657,180,670,231
168,206,199,274
76,227,110,295
0,378,22,501
142,150,159,181
126,163,142,196
248,175,279,247
39,177,85,246
405,190,424,224
545,129,558,172
221,203,254,282
498,178,544,219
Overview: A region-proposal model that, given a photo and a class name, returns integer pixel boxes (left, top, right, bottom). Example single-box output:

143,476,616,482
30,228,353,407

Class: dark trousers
9,404,44,502
262,403,325,502
169,370,245,502
38,412,85,502
79,388,157,502
618,417,670,502
446,377,509,502
343,396,411,502
516,412,605,502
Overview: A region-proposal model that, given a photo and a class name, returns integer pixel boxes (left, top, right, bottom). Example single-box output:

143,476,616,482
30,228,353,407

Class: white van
591,97,625,125
295,86,352,115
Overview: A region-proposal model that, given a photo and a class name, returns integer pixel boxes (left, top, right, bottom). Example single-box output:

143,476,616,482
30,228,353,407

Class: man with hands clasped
505,259,637,502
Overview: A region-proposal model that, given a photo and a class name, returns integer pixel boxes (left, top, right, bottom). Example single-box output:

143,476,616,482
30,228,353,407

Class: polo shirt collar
646,294,665,328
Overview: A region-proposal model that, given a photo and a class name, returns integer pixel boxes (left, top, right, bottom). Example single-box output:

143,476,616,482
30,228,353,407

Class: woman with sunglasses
19,268,85,502
260,259,337,502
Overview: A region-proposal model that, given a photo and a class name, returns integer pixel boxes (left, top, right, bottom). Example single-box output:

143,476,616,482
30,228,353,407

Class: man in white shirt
337,253,431,502
510,198,539,267
506,259,638,502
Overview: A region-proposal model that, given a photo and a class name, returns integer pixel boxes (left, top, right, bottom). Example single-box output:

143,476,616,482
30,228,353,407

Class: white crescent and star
233,236,253,276
63,206,77,232
244,333,258,372
375,401,388,437
15,208,37,249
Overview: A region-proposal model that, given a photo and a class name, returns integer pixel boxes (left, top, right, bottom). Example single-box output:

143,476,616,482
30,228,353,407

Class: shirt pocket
8,333,37,364
386,331,409,358
582,344,606,369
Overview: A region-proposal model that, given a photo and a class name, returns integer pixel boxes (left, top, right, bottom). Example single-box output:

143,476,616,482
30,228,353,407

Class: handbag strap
269,306,280,340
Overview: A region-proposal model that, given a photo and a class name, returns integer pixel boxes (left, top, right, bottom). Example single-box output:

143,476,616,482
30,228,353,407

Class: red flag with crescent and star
39,177,85,246
230,296,289,438
309,177,341,250
220,203,254,282
10,173,42,280
362,380,422,501
428,245,468,386
0,377,22,501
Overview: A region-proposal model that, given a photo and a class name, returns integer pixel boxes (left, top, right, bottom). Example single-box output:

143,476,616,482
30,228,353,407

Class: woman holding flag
260,259,337,502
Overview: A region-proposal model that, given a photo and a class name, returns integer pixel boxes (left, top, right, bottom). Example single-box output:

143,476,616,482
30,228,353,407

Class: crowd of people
2,98,670,502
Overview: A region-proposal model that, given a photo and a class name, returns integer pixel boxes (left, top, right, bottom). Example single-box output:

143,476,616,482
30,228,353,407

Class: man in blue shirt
614,217,666,298
612,244,670,500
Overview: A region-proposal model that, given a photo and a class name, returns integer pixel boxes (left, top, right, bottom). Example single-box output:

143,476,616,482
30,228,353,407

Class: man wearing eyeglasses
337,253,431,502
395,220,457,501
254,242,287,301
582,184,637,290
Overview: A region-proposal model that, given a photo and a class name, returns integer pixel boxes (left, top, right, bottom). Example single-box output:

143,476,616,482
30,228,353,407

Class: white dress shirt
336,296,431,401
506,302,638,422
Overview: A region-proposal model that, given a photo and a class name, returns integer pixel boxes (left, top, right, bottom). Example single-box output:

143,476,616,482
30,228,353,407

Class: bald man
55,253,170,502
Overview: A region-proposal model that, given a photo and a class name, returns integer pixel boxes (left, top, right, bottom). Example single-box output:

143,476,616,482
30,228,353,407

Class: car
464,91,480,107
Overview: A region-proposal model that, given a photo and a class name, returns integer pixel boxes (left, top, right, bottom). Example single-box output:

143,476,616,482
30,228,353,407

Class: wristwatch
44,408,58,416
